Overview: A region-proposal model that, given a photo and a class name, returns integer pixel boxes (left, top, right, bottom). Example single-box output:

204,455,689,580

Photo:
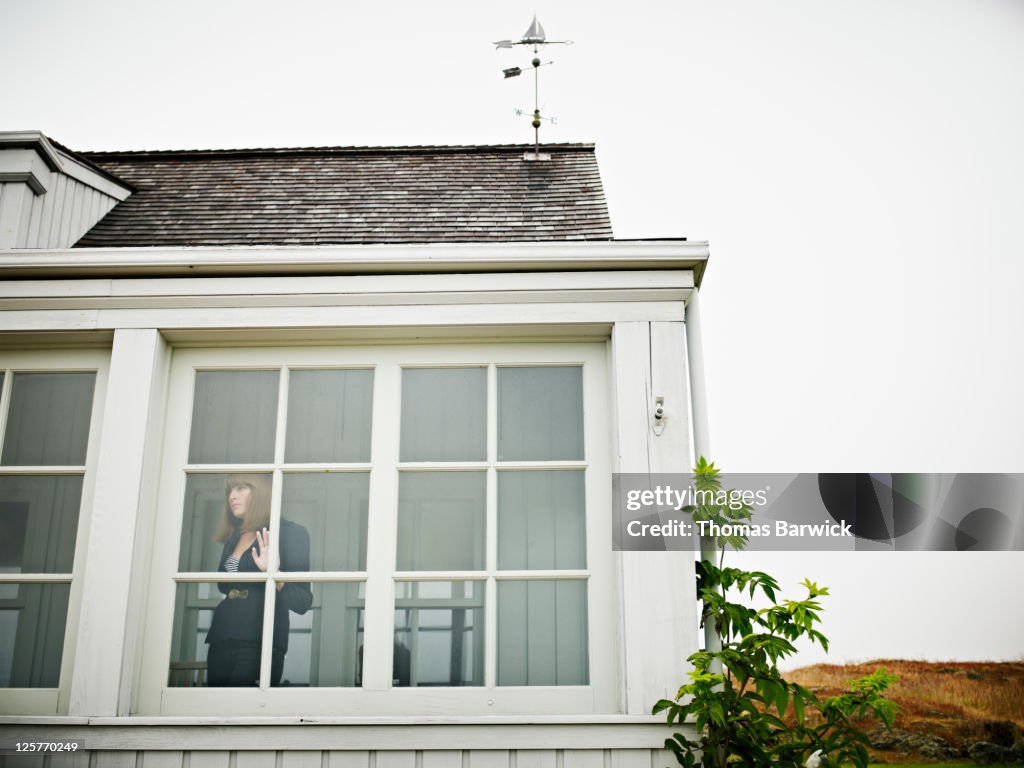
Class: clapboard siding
0,169,120,250
0,164,122,249
28,173,120,249
0,722,693,768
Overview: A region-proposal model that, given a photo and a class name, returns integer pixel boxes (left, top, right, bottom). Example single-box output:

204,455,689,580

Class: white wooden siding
0,135,130,250
21,172,121,249
0,171,121,250
0,721,693,753
0,746,683,768
610,323,698,714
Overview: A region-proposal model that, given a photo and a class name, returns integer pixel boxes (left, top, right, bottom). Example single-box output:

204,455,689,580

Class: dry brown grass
788,660,1024,728
786,660,1024,764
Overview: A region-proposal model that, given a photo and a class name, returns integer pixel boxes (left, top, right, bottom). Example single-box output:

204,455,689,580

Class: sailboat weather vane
493,16,572,160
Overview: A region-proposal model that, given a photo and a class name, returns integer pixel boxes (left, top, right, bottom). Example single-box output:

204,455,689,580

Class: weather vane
494,16,572,160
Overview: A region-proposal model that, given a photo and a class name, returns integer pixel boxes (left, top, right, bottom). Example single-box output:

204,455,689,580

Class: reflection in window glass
0,476,82,574
2,372,95,466
397,472,485,571
178,474,275,573
286,369,374,463
0,583,71,688
498,471,585,570
400,368,486,461
168,582,221,687
188,370,278,464
498,367,583,461
282,473,368,572
497,580,588,686
280,582,363,687
394,581,483,687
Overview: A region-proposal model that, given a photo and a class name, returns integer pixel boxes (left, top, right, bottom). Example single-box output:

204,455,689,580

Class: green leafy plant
654,458,899,768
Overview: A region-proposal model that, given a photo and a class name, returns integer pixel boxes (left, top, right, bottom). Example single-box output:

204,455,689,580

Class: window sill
1,714,667,726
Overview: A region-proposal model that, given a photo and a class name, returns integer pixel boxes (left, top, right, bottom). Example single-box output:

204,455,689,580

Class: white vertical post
69,328,169,716
611,321,698,715
362,362,400,690
684,288,711,465
684,288,721,662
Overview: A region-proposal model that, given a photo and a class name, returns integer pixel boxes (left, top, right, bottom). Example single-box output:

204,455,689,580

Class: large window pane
2,372,95,466
497,580,588,686
400,368,486,461
282,473,368,572
178,473,274,573
280,582,363,687
498,471,586,570
0,583,71,688
498,367,583,461
285,369,374,463
0,476,82,574
188,370,278,464
397,472,485,571
393,581,484,687
170,578,315,687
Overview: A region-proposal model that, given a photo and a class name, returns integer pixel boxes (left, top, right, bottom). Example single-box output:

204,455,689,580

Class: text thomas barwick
625,519,854,538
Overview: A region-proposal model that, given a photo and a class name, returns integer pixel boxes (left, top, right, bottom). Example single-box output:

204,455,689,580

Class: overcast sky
2,0,1022,667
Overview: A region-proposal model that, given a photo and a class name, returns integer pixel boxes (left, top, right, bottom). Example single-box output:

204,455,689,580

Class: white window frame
137,342,616,716
0,348,109,715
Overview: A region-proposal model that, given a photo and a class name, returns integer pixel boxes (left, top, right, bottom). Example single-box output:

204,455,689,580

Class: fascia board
55,151,133,200
0,241,709,280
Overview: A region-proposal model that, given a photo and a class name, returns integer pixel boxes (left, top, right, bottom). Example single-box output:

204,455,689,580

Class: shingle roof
73,144,612,247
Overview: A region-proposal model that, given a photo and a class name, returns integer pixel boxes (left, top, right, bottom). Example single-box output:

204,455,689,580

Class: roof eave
0,240,709,283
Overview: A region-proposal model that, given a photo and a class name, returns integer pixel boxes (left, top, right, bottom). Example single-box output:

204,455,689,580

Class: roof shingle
74,144,612,247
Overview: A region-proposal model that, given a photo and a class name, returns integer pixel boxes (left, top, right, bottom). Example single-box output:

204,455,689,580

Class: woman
205,474,312,686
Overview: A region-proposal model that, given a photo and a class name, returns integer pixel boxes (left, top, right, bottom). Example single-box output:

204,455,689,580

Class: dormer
0,131,131,249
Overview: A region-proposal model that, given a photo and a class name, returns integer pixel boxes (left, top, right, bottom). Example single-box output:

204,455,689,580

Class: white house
0,130,707,766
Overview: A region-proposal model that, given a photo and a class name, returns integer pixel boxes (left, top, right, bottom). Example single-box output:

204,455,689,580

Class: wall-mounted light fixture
652,395,666,436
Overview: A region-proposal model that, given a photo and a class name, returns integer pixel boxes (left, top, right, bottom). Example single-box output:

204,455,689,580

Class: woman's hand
251,527,270,572
252,527,287,591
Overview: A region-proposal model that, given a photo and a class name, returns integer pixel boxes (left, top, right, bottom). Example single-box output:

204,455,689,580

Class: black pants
207,640,284,687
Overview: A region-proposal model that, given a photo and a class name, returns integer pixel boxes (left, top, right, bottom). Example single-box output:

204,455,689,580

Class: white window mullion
362,362,399,690
485,363,498,687
582,349,616,709
0,369,12,452
258,366,289,689
0,574,74,584
0,466,86,475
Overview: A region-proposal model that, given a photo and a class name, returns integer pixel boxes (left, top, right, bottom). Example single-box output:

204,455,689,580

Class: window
170,367,371,689
0,352,106,714
141,344,614,715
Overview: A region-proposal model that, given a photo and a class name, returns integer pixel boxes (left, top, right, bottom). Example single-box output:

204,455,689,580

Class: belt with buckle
227,589,249,600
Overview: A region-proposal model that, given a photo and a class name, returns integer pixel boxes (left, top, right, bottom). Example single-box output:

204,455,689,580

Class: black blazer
206,519,313,652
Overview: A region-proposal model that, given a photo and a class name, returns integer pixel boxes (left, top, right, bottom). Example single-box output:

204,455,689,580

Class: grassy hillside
786,660,1024,764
